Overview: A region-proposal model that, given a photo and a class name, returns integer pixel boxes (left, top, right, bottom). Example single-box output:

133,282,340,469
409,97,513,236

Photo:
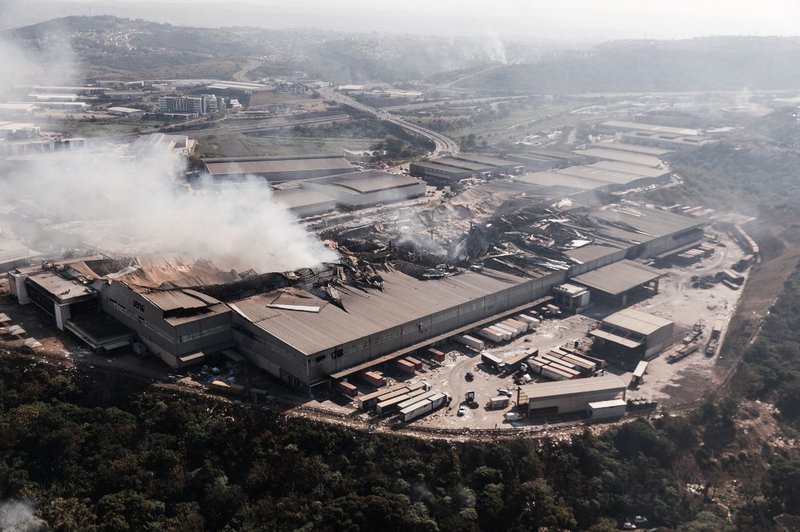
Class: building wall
100,282,233,367
644,321,675,359
528,388,626,415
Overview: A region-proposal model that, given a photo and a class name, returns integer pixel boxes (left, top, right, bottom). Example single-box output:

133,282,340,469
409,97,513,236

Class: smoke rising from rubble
0,34,336,273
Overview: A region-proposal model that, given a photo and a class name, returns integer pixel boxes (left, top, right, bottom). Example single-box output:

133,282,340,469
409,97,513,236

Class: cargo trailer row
528,356,580,381
376,387,430,415
357,381,428,410
400,392,451,422
542,348,597,374
475,313,542,345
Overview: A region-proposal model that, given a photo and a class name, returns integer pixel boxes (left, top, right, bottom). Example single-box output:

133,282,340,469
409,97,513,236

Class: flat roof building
272,187,337,218
571,259,664,306
230,267,565,393
304,170,426,207
591,308,674,360
518,374,627,417
202,155,355,182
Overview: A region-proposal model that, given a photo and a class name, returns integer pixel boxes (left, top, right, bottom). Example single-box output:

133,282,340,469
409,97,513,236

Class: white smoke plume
0,31,337,273
0,31,78,100
484,32,508,65
2,149,338,272
0,500,47,532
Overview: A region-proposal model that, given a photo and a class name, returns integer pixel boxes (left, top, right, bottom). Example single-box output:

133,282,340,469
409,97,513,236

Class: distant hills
1,16,517,82
4,17,800,93
453,37,800,93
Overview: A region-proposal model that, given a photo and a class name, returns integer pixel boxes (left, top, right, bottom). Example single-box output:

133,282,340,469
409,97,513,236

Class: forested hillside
456,37,800,93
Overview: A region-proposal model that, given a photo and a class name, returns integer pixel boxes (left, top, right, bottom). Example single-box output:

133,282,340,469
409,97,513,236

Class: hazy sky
11,0,800,40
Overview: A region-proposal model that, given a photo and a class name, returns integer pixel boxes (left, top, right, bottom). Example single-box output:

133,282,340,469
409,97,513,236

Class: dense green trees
0,351,705,531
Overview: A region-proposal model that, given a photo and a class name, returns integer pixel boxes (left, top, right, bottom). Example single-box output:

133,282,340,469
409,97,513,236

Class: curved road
318,87,459,157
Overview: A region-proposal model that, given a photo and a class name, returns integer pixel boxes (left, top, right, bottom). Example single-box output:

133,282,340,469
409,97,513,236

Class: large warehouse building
229,268,564,393
517,375,627,417
202,154,355,182
410,154,524,185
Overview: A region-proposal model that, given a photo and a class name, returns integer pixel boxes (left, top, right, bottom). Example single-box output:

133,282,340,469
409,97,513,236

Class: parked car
465,372,474,382
457,406,467,416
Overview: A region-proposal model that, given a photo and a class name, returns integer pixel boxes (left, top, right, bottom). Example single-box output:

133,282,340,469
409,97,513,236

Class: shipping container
335,380,359,397
404,357,424,370
357,382,427,410
396,358,416,375
400,392,450,422
516,314,540,329
396,390,438,410
376,393,412,415
487,325,512,341
425,348,446,362
454,334,485,351
361,371,386,387
492,323,519,338
501,318,528,335
476,327,505,344
540,352,579,371
561,353,597,373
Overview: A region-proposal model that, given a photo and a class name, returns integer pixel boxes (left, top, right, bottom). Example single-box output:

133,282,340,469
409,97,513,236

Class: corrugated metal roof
589,161,669,178
588,399,627,409
601,120,701,136
579,148,663,168
592,206,704,239
522,375,626,399
516,172,608,191
232,269,526,356
557,165,650,186
140,289,222,312
595,142,670,156
590,328,643,349
572,259,664,296
602,308,673,335
331,174,422,194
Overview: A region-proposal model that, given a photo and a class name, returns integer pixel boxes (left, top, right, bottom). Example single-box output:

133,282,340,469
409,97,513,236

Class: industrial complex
0,83,756,430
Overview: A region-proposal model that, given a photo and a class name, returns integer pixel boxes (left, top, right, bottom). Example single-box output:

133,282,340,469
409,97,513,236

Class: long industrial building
202,155,355,182
517,375,627,417
409,154,524,185
229,268,563,393
6,198,704,395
